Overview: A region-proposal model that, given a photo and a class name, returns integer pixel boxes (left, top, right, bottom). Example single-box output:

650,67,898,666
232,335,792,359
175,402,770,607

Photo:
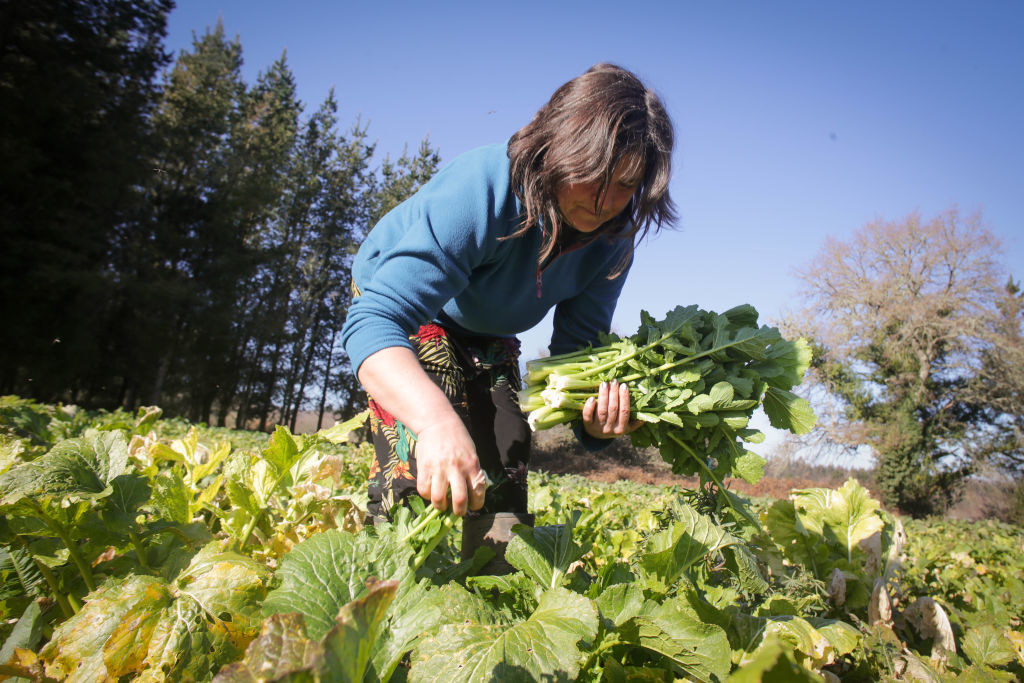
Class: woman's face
555,156,641,233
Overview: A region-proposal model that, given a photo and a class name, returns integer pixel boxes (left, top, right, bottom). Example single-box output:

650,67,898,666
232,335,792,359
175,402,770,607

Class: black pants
365,323,531,520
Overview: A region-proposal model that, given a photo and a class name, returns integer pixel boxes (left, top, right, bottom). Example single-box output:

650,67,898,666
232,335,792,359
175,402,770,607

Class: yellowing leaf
102,582,174,677
792,479,885,563
40,575,163,681
1006,630,1024,667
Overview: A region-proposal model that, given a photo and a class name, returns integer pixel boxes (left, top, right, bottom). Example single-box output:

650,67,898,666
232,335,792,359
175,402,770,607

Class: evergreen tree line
0,1,439,430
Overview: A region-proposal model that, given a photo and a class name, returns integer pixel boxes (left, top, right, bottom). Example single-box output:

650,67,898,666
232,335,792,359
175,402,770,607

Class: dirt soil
529,447,865,502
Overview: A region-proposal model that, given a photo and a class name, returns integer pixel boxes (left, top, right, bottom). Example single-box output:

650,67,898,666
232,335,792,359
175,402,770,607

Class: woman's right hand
415,413,487,516
357,346,486,517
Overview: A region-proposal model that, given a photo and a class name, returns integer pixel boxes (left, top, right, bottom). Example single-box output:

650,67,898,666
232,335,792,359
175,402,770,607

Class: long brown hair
507,63,676,275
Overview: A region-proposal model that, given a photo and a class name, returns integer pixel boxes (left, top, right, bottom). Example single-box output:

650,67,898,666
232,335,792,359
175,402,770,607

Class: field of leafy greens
1,396,1022,682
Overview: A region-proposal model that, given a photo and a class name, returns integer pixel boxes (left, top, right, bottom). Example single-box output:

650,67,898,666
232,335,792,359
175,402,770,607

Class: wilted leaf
903,597,956,662
39,542,268,682
1006,630,1024,666
868,578,892,627
40,575,162,681
827,568,846,607
176,545,269,651
212,613,322,682
102,581,174,676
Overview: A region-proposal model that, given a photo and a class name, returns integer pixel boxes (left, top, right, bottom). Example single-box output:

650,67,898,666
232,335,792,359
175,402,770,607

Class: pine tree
0,0,172,403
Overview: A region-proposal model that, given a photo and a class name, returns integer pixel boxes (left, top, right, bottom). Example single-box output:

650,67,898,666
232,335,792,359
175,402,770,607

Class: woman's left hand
582,379,644,439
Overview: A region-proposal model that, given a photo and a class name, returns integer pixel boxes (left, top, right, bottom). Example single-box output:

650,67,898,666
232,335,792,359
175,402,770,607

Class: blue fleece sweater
341,143,632,375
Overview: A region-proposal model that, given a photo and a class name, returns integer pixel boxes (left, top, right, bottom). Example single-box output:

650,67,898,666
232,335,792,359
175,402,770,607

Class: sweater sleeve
341,149,513,374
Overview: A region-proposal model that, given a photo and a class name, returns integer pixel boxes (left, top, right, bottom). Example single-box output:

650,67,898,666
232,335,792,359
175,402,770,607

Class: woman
341,63,675,531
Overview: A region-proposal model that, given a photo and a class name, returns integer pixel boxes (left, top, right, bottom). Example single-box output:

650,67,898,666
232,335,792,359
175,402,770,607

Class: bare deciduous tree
783,208,1011,516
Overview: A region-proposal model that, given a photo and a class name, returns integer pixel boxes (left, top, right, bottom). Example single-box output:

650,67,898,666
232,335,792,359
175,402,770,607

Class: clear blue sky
166,1,1023,455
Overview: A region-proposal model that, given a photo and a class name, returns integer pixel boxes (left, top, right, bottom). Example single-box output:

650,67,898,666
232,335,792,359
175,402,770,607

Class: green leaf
0,600,45,665
601,656,674,682
762,387,816,435
805,617,860,659
638,506,735,592
764,500,832,579
505,523,585,590
0,545,44,602
728,635,823,682
263,528,413,640
763,338,813,390
373,580,489,682
262,426,300,476
631,596,732,682
725,544,769,595
321,579,399,682
148,471,191,525
596,581,644,628
722,304,760,328
709,381,735,407
103,473,151,528
318,410,370,444
212,613,322,682
409,587,598,682
963,625,1015,668
0,430,130,510
734,451,766,484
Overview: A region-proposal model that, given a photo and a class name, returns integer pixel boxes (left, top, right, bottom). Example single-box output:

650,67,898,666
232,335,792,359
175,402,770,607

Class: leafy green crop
521,305,815,512
1,401,1021,682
